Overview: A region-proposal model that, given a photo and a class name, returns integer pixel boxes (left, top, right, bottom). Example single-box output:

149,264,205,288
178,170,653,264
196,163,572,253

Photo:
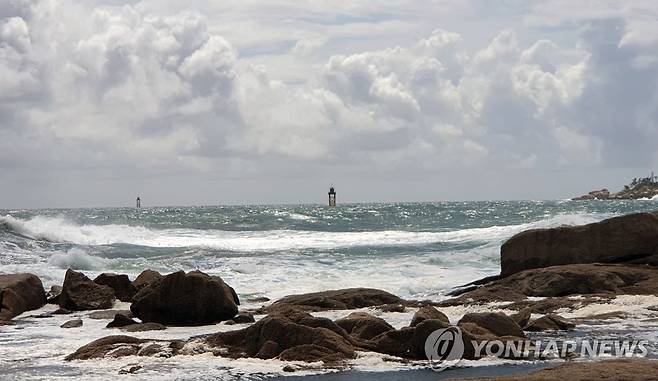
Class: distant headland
573,173,658,200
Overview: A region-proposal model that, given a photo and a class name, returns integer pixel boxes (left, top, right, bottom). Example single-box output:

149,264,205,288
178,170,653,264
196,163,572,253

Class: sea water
1,200,658,379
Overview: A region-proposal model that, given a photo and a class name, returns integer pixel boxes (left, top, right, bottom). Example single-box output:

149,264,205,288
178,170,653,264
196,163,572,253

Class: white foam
47,247,111,270
0,213,606,252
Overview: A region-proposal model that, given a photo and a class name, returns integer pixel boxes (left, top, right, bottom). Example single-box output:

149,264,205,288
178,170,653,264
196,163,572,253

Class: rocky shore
3,211,658,379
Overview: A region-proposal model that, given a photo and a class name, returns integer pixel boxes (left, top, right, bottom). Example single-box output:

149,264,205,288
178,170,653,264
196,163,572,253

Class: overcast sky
1,0,657,208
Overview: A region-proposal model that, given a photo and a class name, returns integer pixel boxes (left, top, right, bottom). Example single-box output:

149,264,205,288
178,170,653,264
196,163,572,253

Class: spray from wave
47,247,110,270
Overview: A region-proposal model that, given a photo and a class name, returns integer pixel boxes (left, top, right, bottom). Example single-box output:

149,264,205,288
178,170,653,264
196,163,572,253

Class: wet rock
132,270,163,291
46,285,62,304
60,319,83,328
88,309,133,319
510,308,532,328
118,365,142,374
370,319,451,359
94,273,137,303
106,314,138,328
501,211,658,276
204,312,356,363
525,314,575,331
0,273,46,320
65,335,145,361
138,343,166,357
335,312,394,340
226,313,255,325
458,312,525,338
376,304,406,313
410,306,450,327
123,322,166,332
263,288,404,314
53,307,72,315
131,270,239,326
59,269,115,311
442,264,658,306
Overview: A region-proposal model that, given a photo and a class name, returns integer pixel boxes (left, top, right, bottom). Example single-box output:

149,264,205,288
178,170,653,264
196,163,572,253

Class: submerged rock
94,273,137,302
501,211,658,276
59,269,115,311
262,288,404,314
0,273,46,321
60,319,83,328
131,270,239,326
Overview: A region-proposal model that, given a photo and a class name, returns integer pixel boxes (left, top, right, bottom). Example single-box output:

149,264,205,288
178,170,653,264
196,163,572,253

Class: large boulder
59,269,115,311
130,270,239,326
262,288,404,314
0,273,46,320
501,211,658,276
204,312,356,363
442,263,658,306
335,312,395,340
132,270,162,291
94,273,137,302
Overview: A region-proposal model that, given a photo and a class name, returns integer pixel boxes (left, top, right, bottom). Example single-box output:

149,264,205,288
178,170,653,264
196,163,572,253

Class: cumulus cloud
1,0,657,206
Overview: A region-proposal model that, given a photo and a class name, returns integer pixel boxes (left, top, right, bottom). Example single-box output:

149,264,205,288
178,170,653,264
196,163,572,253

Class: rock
60,319,83,328
118,365,142,375
131,270,238,326
59,269,115,311
441,264,658,305
263,288,404,314
53,308,72,315
46,285,62,304
510,308,532,328
88,309,133,319
106,314,138,328
94,273,137,303
138,343,168,357
525,314,575,331
227,313,255,325
572,189,610,201
501,211,658,276
335,312,395,340
458,312,525,338
247,296,270,303
375,304,406,313
65,335,145,361
132,270,163,291
123,322,167,332
370,319,451,359
0,273,46,320
410,306,450,327
204,312,356,363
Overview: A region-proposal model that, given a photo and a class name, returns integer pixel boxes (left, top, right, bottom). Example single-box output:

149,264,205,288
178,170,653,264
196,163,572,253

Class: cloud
1,0,658,206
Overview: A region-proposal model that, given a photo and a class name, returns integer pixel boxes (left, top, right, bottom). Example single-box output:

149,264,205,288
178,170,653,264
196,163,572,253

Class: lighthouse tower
328,186,336,207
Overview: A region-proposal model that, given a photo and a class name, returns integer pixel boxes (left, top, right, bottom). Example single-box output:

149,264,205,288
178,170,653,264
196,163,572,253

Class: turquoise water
1,200,657,300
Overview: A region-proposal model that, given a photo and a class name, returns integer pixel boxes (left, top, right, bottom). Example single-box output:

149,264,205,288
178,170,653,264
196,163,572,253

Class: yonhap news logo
424,326,649,372
424,326,465,371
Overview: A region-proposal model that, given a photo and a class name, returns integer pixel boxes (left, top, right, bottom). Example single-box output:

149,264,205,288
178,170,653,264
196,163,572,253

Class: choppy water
2,200,657,300
2,200,658,380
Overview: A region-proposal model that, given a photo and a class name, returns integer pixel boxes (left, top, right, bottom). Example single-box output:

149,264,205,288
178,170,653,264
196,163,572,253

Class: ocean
1,200,658,379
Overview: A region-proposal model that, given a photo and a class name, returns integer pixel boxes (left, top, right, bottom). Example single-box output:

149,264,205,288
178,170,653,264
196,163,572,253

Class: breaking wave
0,212,605,252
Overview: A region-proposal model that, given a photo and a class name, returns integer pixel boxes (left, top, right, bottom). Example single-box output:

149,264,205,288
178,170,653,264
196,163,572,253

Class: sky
1,0,658,208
